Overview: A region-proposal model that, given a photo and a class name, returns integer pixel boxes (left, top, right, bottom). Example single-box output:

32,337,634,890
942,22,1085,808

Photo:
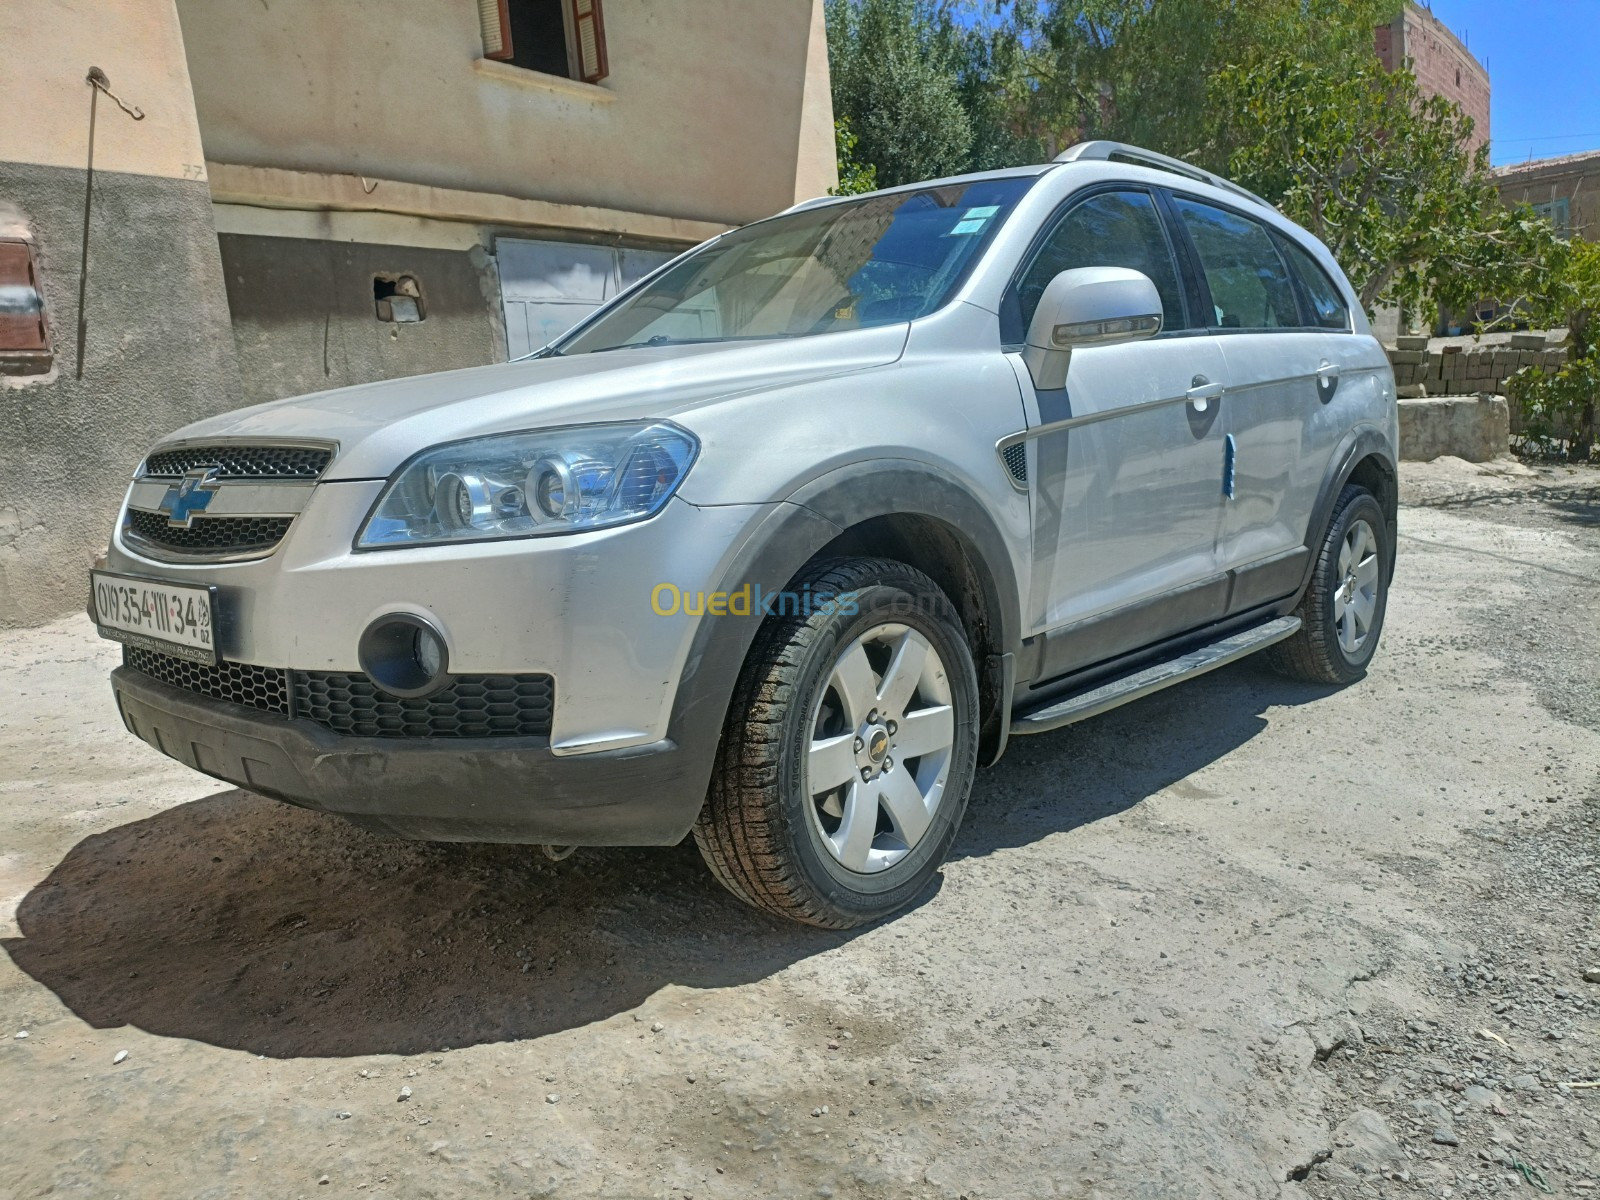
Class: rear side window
1279,238,1351,330
1172,198,1299,330
1008,190,1188,342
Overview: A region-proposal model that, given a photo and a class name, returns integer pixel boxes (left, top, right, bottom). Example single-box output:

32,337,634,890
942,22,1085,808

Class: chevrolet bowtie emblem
159,467,222,527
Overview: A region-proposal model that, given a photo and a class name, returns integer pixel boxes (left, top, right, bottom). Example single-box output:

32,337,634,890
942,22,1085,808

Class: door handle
1187,375,1225,412
1316,361,1340,402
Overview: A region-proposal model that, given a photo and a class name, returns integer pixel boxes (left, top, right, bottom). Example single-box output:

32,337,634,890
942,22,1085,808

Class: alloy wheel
1333,518,1380,656
804,623,955,874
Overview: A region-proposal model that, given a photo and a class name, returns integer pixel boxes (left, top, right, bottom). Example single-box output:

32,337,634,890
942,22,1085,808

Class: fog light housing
357,614,451,699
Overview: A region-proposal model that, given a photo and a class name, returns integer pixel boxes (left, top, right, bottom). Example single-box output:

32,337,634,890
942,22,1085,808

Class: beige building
1495,149,1600,244
0,0,836,626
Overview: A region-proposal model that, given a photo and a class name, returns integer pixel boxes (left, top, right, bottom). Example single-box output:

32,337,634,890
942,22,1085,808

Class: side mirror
1021,267,1163,390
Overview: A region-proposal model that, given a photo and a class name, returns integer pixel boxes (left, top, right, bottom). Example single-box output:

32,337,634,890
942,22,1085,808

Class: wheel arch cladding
666,462,1023,802
785,462,1021,768
1304,429,1398,591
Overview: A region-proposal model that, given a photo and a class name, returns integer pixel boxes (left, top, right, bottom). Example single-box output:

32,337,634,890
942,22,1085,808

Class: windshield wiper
586,335,721,354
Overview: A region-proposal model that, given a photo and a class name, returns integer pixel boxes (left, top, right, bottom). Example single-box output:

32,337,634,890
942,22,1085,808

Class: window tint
1172,198,1300,330
1011,190,1187,340
1279,238,1350,330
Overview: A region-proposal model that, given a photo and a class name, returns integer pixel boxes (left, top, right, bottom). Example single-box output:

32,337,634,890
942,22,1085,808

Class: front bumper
105,490,773,756
111,667,705,844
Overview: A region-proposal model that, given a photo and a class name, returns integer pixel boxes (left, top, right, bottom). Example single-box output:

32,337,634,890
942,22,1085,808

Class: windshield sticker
963,206,1000,219
948,218,988,235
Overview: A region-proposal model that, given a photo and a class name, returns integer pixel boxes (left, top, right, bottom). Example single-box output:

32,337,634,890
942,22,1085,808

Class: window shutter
477,0,514,60
569,0,609,83
0,239,52,374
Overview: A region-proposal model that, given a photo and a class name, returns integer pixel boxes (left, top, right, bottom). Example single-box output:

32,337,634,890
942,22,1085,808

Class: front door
1009,189,1232,679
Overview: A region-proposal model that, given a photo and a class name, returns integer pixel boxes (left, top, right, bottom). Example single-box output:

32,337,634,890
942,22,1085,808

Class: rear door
1166,196,1350,612
1008,188,1232,677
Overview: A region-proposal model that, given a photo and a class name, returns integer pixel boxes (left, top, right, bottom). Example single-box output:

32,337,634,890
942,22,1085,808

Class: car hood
161,326,909,480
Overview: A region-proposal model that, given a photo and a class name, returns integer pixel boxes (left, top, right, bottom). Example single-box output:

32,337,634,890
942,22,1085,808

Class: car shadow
4,660,1330,1059
954,658,1330,859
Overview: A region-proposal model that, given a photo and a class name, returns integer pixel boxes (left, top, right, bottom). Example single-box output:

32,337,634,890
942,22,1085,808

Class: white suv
94,143,1397,927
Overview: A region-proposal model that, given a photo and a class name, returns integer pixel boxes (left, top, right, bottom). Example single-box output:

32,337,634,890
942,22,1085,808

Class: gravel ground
1,457,1596,1200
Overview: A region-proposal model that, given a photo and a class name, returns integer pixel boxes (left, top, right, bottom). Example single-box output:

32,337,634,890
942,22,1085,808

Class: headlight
356,421,698,549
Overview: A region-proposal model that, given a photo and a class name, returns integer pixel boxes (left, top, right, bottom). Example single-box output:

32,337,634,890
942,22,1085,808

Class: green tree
825,0,973,187
1508,238,1598,461
1030,0,1396,162
831,118,880,196
1215,54,1560,317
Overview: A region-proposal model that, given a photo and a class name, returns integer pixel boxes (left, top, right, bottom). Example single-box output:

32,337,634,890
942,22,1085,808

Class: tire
1267,484,1390,685
693,557,981,928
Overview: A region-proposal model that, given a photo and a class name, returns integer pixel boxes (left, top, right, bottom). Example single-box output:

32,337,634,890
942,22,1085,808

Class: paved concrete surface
1,458,1596,1199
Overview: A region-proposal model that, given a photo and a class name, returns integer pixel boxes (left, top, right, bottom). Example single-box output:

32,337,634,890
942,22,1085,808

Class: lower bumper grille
122,647,554,739
125,646,291,715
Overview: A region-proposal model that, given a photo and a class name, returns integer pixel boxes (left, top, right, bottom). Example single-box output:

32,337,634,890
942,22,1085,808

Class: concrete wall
1376,3,1489,156
174,0,837,228
0,1,240,628
219,234,503,406
1398,396,1509,463
1496,150,1600,244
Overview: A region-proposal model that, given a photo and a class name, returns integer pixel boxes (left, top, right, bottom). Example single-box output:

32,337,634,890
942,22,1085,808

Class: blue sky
1419,0,1600,165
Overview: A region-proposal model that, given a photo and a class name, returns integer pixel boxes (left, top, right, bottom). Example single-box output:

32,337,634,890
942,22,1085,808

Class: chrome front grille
123,647,555,740
141,444,333,481
125,510,294,555
123,441,332,562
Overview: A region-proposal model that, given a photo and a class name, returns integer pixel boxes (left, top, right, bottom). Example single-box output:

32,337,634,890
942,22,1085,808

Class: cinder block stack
1386,333,1568,400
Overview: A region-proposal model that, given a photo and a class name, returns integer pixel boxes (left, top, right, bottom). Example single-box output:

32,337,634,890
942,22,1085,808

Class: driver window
1008,190,1188,342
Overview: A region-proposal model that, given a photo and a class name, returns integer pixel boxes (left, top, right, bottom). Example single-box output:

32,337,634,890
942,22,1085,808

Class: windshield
554,177,1036,355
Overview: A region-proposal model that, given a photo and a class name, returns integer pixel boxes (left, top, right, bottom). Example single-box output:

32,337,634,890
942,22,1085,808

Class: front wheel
693,558,980,928
1268,484,1390,685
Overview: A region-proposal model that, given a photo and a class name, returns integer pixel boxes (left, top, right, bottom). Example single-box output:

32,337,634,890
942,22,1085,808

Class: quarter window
1279,239,1350,331
1172,198,1300,330
1009,190,1188,342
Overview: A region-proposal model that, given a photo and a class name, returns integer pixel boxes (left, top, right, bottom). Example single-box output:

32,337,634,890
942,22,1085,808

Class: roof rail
1055,141,1274,210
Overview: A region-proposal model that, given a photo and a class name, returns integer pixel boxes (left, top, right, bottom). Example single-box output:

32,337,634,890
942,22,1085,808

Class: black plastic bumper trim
111,667,702,846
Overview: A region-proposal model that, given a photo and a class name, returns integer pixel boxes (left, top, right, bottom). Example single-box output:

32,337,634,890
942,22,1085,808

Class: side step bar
1010,615,1302,736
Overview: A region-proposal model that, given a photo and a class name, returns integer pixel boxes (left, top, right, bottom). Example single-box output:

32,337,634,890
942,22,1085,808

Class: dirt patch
1,460,1597,1198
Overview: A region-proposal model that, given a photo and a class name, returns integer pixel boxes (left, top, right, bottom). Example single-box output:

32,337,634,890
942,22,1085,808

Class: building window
1533,197,1572,240
478,0,608,84
0,238,53,376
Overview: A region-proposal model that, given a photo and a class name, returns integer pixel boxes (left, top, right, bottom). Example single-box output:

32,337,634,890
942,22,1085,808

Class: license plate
92,571,218,665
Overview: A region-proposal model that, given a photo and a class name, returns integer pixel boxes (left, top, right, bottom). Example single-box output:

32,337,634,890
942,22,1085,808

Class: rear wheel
693,558,980,928
1268,485,1390,684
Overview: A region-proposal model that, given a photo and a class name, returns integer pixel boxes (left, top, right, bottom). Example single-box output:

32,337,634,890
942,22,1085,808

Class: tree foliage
1032,0,1395,162
831,119,880,196
1509,239,1599,461
824,0,973,187
1214,54,1561,318
824,0,1577,348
